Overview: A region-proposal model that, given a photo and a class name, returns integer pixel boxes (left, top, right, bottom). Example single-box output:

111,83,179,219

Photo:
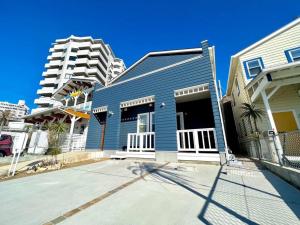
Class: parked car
0,134,13,157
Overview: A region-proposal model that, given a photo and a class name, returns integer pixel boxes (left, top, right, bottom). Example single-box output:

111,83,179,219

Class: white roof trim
120,96,155,108
109,48,202,84
174,83,209,97
234,18,300,57
226,17,300,95
93,106,108,114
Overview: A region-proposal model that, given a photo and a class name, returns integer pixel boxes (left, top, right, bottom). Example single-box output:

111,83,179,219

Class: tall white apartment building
0,100,29,121
35,35,126,109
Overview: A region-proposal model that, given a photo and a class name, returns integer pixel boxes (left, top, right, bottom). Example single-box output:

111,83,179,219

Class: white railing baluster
127,132,155,152
194,130,199,154
201,131,205,150
187,131,190,149
208,130,211,149
176,128,217,152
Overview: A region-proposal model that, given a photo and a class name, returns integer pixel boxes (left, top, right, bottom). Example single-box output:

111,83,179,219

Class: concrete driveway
0,160,299,225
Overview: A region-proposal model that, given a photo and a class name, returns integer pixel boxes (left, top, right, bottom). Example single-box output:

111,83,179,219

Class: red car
0,134,13,157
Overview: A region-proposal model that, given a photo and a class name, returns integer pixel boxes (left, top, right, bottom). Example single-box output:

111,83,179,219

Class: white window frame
288,48,300,62
246,59,263,77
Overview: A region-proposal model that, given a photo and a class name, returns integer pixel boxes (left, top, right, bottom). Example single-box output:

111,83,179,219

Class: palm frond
240,102,265,122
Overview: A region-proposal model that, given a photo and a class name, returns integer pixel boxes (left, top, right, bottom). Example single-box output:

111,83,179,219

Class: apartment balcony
37,87,55,95
47,51,64,60
39,78,57,86
91,43,108,56
78,42,92,49
88,67,106,81
45,60,62,68
54,43,67,51
90,51,108,65
75,58,89,65
113,67,124,74
77,50,90,57
89,59,107,73
42,68,60,77
34,97,52,105
73,66,89,76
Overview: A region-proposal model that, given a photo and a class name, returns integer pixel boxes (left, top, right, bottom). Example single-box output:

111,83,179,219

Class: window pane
138,114,148,133
291,49,300,61
248,60,260,68
249,67,261,76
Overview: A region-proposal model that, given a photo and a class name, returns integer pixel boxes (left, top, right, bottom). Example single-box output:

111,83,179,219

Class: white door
137,113,149,133
137,112,155,133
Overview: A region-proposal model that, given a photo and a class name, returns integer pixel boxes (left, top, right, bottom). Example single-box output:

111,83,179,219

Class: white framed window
243,58,264,78
286,47,300,62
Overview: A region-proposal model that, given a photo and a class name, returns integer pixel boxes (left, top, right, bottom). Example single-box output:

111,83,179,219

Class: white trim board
120,95,155,108
93,106,108,114
174,83,209,98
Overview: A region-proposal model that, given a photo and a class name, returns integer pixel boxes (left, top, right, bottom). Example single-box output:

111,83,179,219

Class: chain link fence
278,131,300,169
240,130,300,170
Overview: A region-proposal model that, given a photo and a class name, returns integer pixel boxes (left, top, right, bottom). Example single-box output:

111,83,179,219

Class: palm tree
0,110,11,136
47,121,68,161
240,103,265,133
240,103,265,159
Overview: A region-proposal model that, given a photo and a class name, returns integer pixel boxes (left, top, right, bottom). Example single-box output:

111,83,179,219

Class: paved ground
0,159,299,225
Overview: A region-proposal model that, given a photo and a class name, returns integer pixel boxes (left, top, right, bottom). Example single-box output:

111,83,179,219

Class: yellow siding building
226,18,300,162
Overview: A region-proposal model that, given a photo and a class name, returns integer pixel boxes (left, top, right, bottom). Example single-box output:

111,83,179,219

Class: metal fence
278,131,300,169
240,130,300,170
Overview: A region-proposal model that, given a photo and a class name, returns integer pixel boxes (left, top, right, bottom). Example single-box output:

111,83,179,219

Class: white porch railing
127,132,155,152
177,128,217,152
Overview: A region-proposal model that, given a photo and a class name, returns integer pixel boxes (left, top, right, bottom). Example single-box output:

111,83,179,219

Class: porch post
83,92,89,109
68,116,76,151
73,96,79,107
65,99,69,107
261,90,283,163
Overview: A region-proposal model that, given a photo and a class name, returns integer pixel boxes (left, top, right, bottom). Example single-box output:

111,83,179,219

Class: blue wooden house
86,41,227,163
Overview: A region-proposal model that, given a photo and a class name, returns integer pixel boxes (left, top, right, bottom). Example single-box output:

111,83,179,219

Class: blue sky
0,0,299,110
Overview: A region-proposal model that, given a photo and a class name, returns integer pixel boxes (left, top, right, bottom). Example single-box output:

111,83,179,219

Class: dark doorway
94,112,107,151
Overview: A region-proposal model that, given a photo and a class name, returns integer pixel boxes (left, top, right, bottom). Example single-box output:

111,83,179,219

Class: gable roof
226,17,300,95
109,48,202,84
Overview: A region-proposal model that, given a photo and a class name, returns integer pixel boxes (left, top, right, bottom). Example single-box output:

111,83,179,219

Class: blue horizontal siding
115,53,201,83
87,41,225,153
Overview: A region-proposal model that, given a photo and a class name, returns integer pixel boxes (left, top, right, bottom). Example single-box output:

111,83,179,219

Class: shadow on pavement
127,162,259,224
